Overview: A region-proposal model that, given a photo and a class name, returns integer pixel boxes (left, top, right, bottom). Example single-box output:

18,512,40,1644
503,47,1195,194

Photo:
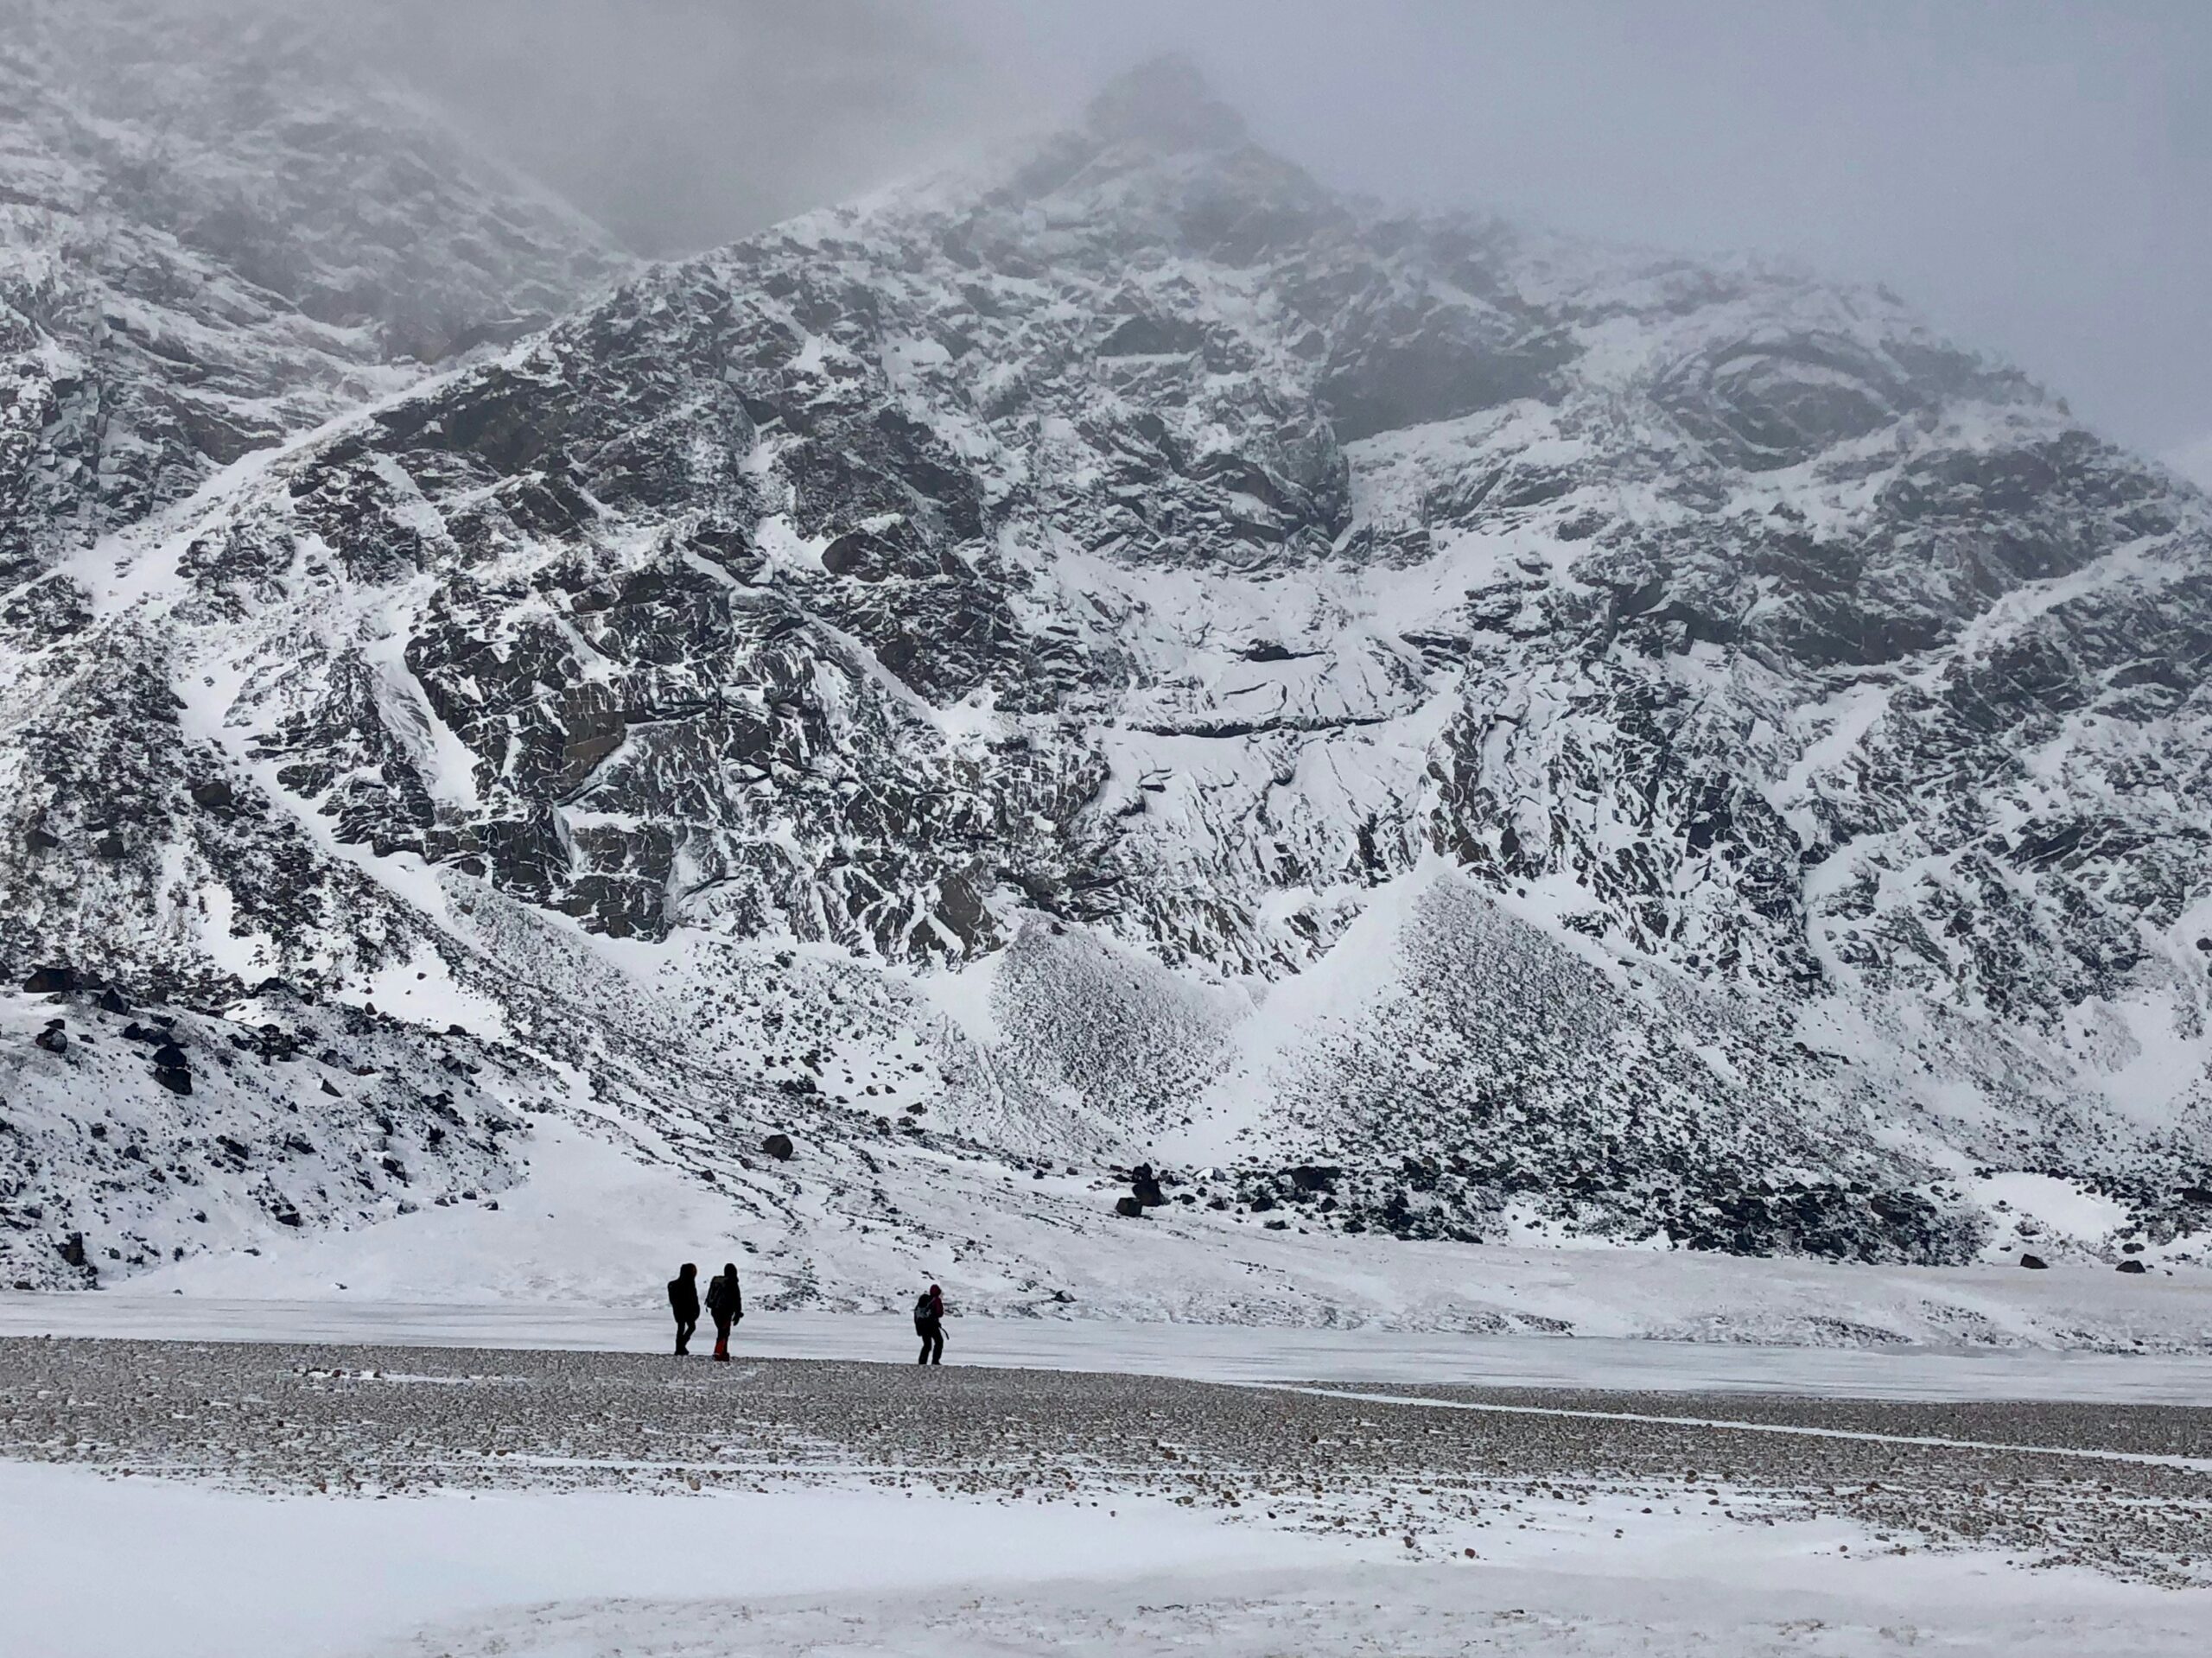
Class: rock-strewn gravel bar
3,1337,2209,1584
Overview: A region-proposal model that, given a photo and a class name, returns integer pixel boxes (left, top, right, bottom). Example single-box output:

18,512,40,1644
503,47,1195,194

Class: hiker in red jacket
706,1263,742,1361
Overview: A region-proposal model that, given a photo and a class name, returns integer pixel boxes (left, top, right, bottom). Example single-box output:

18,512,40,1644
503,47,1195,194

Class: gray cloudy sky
384,1,2212,476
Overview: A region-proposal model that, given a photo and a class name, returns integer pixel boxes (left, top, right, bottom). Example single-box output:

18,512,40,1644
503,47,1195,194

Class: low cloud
372,0,1006,257
2165,435,2212,496
334,0,2206,462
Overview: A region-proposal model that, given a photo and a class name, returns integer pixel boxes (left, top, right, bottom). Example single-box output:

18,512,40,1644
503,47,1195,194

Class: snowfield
6,1092,2207,1347
6,1458,2208,1658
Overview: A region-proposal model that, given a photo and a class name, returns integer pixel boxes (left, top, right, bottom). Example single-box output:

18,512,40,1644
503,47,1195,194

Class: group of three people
667,1263,949,1365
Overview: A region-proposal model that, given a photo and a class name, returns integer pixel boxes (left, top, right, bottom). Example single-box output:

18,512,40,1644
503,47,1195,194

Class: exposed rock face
0,981,535,1287
1,48,2209,1288
0,0,620,585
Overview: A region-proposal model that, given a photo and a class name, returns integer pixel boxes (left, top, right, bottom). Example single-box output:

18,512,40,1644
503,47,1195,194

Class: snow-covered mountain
0,0,620,584
3,47,2209,1304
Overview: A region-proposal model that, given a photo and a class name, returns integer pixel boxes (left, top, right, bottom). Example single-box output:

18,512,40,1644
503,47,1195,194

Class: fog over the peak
377,0,2211,476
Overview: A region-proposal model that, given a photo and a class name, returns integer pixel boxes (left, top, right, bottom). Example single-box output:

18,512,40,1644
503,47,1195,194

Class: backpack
913,1293,934,1332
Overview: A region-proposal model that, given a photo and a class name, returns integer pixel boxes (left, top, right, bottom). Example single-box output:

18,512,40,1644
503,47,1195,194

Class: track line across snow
1255,1384,2212,1473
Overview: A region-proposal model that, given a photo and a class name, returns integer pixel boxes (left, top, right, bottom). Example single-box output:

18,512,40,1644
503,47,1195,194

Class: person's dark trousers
712,1312,734,1360
674,1315,696,1356
918,1323,944,1364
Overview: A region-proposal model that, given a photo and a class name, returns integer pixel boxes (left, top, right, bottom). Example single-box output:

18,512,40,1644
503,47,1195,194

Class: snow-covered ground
0,1464,1307,1658
9,1287,2210,1656
4,1458,2205,1658
14,1109,2208,1349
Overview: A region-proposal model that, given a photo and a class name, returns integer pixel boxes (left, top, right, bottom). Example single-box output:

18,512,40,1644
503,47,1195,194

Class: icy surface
6,1292,2212,1401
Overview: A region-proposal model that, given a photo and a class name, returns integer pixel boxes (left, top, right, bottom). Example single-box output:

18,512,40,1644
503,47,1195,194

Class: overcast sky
385,0,2212,477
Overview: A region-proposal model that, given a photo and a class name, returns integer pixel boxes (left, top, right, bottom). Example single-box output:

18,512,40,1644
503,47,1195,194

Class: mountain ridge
0,0,624,585
3,47,2209,1299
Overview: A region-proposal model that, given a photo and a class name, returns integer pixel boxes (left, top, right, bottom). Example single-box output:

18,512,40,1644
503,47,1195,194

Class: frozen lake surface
4,1291,2210,1402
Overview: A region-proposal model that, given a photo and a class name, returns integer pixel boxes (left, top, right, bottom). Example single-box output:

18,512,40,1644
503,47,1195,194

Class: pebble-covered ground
3,1337,2208,1585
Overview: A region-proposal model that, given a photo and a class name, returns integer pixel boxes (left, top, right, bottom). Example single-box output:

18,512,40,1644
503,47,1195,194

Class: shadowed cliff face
2,52,2209,1286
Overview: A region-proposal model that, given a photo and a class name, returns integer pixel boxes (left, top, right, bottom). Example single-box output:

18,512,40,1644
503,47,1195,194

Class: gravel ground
3,1336,2209,1585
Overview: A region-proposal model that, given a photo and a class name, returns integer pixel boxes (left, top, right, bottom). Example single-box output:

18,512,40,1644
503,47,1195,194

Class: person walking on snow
706,1261,743,1361
914,1282,946,1365
668,1261,700,1356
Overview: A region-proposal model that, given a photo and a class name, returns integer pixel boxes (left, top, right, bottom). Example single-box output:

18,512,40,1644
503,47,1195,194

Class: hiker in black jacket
706,1262,742,1361
913,1282,945,1365
668,1262,700,1356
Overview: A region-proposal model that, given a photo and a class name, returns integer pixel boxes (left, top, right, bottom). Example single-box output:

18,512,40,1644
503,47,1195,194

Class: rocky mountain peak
1083,54,1249,153
1,33,2208,1295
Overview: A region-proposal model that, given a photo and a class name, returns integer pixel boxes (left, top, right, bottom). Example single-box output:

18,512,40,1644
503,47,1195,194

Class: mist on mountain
341,0,2212,469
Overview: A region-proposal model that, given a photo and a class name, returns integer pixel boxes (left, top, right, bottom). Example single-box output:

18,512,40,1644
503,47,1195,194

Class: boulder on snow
1114,1195,1147,1219
152,1048,193,1095
2115,1258,2149,1274
188,779,236,812
95,987,130,1015
22,965,76,994
762,1132,794,1161
2018,1253,2048,1269
33,1027,67,1054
